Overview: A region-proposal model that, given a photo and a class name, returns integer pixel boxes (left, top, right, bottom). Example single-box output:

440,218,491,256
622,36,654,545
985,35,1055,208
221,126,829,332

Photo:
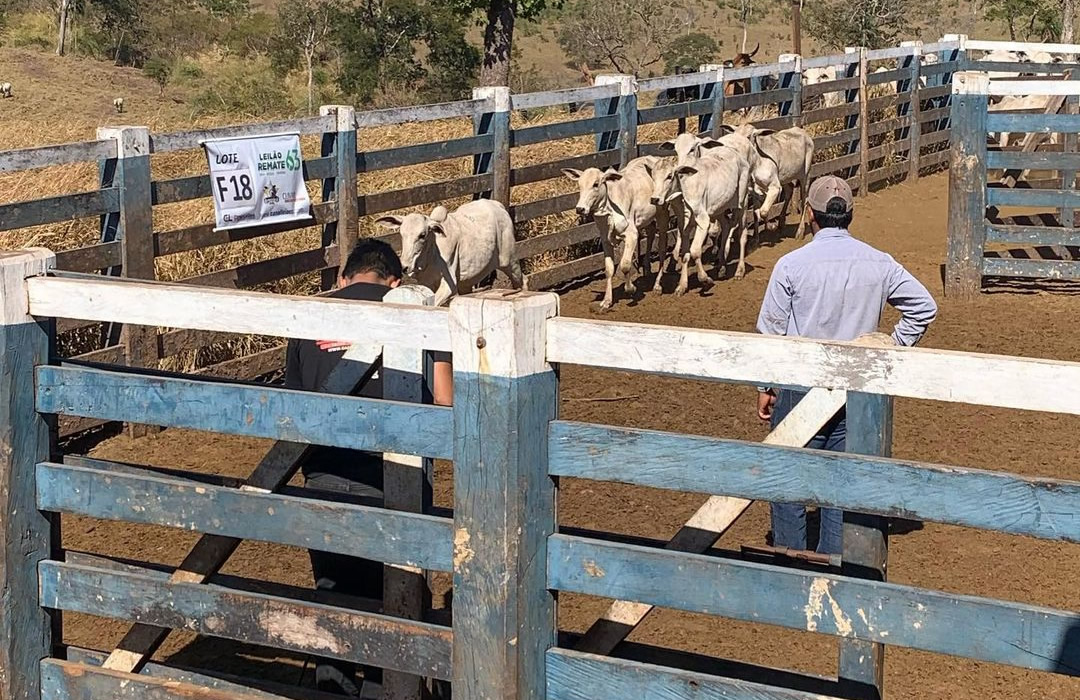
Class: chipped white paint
453,528,474,568
259,609,344,655
804,578,854,636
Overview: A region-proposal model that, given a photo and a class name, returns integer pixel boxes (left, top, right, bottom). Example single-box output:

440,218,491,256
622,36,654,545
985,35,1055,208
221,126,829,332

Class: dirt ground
63,172,1080,699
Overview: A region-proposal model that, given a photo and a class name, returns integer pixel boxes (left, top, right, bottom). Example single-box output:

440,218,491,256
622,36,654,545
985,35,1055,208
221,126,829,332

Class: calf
724,43,760,98
980,49,1027,80
648,148,749,292
376,199,523,307
563,156,673,309
738,125,815,241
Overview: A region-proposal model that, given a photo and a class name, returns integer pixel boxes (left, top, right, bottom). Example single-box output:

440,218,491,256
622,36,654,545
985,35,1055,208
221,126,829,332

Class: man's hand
757,390,776,422
316,340,352,353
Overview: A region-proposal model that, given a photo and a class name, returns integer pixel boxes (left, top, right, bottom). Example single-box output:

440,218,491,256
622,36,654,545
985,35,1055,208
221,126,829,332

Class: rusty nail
476,336,486,349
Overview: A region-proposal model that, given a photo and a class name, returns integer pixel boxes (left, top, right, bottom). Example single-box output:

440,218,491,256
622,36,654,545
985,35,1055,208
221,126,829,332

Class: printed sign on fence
202,132,312,231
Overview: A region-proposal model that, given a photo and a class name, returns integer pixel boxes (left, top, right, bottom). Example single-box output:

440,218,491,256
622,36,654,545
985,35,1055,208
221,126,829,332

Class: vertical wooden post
837,391,893,700
381,284,437,700
778,54,803,125
595,75,637,165
97,126,157,437
858,49,870,193
898,41,922,181
791,0,802,55
0,248,57,700
449,290,559,700
697,64,726,137
842,48,863,183
946,71,989,300
1062,73,1079,228
319,105,358,291
473,87,511,206
938,34,968,134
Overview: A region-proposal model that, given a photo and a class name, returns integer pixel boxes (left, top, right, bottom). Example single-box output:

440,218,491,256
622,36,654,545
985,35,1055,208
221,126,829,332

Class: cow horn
749,42,760,58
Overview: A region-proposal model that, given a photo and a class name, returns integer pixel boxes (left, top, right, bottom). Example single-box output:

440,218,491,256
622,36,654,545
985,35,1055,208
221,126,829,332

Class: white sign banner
203,132,312,231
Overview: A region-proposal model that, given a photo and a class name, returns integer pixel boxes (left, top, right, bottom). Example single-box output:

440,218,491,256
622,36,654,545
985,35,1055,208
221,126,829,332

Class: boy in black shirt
284,239,450,696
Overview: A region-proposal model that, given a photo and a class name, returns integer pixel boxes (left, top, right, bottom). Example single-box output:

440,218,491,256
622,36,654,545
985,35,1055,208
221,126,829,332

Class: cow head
375,207,447,278
645,159,682,206
731,42,760,68
562,167,621,219
659,131,723,167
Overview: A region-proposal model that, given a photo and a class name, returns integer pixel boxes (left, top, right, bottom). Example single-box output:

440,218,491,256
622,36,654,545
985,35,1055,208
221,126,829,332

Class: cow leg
653,211,669,293
674,217,696,296
795,182,810,240
733,209,751,280
690,212,713,288
756,177,783,226
775,183,795,240
599,233,617,310
619,223,640,295
500,258,525,291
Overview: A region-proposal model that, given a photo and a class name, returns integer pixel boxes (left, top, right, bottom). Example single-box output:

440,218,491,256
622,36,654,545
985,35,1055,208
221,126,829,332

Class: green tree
804,0,928,49
273,0,340,114
450,0,560,87
662,32,720,73
556,0,694,75
983,0,1060,40
143,56,171,95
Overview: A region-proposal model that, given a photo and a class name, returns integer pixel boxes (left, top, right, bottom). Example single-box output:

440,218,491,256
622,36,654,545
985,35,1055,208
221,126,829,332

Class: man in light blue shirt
755,175,937,554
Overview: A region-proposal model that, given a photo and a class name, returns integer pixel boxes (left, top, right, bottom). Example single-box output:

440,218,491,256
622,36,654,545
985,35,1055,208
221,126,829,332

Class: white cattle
980,49,1026,79
647,148,750,293
563,156,672,309
113,97,124,114
0,83,12,98
1026,50,1063,65
989,93,1062,150
375,200,523,307
804,65,846,108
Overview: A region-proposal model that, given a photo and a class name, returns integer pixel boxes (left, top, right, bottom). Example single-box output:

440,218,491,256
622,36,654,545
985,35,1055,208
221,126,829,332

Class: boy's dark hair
811,197,854,230
341,239,403,281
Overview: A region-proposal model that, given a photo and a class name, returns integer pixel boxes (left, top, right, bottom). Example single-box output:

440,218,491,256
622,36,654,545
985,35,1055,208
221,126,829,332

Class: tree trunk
479,0,515,87
56,0,70,56
1064,0,1076,44
306,50,314,115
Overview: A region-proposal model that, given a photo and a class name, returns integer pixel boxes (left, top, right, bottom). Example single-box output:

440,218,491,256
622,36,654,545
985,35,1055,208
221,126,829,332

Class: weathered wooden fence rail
2,34,1061,437
2,250,1080,700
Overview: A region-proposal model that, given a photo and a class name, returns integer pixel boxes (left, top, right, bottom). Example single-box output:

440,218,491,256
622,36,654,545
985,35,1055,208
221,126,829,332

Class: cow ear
699,139,723,149
603,170,623,182
675,165,698,176
658,140,676,152
429,222,446,237
756,128,776,137
375,215,403,229
718,124,736,135
562,168,582,181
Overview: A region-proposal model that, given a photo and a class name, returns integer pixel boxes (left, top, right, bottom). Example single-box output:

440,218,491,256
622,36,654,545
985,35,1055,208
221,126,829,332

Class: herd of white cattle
372,46,1073,310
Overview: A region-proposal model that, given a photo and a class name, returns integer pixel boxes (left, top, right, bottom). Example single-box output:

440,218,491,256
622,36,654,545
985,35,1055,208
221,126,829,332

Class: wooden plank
360,134,491,171
39,562,454,679
320,106,357,289
510,151,620,187
866,45,917,60
867,92,910,112
512,116,619,147
0,189,119,232
547,650,842,700
510,193,578,223
920,128,951,146
724,88,795,111
548,420,1080,541
473,86,511,205
802,76,860,98
987,187,1080,208
154,201,332,257
967,38,1080,53
71,344,125,365
54,241,122,272
638,72,713,92
946,73,990,299
753,115,798,131
987,112,1080,134
516,223,599,259
64,649,349,700
918,84,952,100
919,62,962,78
813,127,860,151
38,462,452,571
987,150,1080,170
987,80,1080,96
572,388,848,657
986,224,1080,245
42,659,283,700
360,173,493,216
0,249,56,700
449,292,560,700
801,102,860,125
527,252,605,290
36,364,453,458
804,53,860,69
726,61,798,80
867,67,908,85
182,246,338,289
150,115,335,153
0,139,114,173
636,99,713,125
196,345,285,382
837,393,891,697
98,342,384,673
867,160,910,186
511,84,620,111
355,98,487,128
547,535,1080,674
983,257,1080,279
809,152,861,177
544,316,1080,416
26,275,453,351
151,157,333,206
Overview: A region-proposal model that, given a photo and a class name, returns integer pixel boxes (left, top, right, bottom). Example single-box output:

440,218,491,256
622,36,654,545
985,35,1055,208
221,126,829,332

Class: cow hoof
734,269,746,281
674,286,687,297
624,282,637,295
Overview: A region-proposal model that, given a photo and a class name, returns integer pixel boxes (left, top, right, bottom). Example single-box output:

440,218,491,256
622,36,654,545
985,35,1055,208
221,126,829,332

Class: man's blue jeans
769,389,846,555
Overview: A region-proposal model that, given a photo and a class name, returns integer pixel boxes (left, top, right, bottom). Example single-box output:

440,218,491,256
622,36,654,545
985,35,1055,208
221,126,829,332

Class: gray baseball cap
806,175,854,213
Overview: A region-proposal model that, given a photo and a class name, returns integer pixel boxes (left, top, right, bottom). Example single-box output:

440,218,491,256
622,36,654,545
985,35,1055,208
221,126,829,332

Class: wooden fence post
939,34,969,133
857,48,870,193
97,126,156,437
0,247,57,700
595,75,637,165
381,284,436,700
838,391,893,700
697,64,726,137
319,105,358,291
449,290,559,700
843,48,864,185
899,41,922,181
778,53,803,126
1062,72,1079,228
946,71,989,300
473,87,511,206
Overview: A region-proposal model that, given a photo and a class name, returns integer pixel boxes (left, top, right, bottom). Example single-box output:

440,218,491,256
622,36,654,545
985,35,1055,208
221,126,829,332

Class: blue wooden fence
2,251,1080,700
